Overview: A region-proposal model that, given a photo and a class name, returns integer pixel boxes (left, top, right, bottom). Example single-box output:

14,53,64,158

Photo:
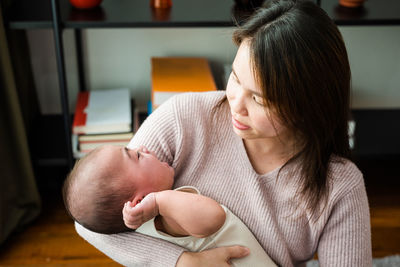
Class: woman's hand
176,246,250,267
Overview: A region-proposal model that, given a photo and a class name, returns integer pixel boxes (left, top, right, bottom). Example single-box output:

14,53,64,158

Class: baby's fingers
123,202,144,229
123,202,142,219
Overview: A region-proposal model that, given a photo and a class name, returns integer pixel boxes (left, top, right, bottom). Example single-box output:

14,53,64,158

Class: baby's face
96,145,174,203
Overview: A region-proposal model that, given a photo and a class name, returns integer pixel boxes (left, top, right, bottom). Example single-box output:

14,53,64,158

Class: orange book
151,57,217,110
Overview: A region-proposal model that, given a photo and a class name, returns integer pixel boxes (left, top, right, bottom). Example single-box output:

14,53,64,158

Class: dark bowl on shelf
234,0,265,8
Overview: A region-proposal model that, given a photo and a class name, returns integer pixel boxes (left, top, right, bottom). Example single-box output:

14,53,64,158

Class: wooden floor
0,190,120,267
0,157,399,266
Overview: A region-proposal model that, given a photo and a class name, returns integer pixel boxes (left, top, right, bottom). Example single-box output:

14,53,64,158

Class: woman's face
226,41,286,140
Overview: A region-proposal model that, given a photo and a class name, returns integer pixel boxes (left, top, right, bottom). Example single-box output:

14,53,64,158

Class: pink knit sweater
75,91,372,267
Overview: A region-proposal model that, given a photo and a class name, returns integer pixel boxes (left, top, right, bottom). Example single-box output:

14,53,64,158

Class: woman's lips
232,117,250,130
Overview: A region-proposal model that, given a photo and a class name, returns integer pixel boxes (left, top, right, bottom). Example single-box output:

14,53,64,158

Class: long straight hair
217,0,351,218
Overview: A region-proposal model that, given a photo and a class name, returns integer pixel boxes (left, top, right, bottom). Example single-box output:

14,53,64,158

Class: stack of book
151,57,217,111
72,88,134,158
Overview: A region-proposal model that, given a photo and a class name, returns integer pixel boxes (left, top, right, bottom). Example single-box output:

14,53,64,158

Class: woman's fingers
176,246,250,267
222,245,250,260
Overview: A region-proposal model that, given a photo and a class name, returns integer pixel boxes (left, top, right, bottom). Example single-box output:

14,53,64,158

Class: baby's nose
139,146,149,153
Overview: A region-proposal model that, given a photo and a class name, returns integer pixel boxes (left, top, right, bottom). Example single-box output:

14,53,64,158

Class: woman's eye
252,95,264,105
230,73,239,84
137,151,141,159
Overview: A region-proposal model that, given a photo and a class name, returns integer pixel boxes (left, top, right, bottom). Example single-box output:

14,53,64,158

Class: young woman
75,0,372,266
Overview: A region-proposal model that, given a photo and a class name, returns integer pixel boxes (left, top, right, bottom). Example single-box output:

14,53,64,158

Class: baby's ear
130,195,145,207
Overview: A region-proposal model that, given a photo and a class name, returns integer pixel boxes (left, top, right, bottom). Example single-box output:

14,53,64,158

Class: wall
26,26,400,114
340,26,400,109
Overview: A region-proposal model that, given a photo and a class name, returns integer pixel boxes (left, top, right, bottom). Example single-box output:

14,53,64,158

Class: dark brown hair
218,0,351,217
62,148,133,234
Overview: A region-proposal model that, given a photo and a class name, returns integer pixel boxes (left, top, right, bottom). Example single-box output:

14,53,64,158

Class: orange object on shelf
339,0,365,8
151,0,172,9
151,57,217,110
69,0,102,9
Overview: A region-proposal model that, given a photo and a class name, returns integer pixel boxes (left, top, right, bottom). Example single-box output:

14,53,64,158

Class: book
78,132,134,143
79,132,134,152
72,88,132,134
72,131,134,158
79,140,132,153
72,134,86,159
151,57,217,110
72,98,137,158
73,132,134,158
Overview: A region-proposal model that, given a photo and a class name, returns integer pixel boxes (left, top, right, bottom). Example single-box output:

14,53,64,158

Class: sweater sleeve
75,96,186,267
317,178,372,267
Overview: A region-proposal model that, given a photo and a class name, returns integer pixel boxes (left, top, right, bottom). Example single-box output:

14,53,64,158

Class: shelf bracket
51,0,74,169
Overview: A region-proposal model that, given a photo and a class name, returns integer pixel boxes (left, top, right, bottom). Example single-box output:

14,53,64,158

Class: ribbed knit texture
76,91,372,267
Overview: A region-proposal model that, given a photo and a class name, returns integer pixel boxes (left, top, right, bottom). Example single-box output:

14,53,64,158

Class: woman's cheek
226,77,235,100
227,72,244,96
252,111,278,135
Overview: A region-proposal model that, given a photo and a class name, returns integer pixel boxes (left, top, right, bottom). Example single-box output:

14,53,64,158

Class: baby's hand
123,192,159,229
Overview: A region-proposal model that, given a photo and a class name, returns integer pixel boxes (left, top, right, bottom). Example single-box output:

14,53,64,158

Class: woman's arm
75,222,186,266
317,181,372,266
123,190,226,238
77,221,249,267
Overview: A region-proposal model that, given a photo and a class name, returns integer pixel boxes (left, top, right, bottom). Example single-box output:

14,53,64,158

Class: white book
72,88,132,134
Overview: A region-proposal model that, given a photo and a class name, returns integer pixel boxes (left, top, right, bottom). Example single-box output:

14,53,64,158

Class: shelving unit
3,0,400,169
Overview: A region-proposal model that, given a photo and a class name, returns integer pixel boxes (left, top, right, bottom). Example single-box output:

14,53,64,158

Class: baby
63,145,276,267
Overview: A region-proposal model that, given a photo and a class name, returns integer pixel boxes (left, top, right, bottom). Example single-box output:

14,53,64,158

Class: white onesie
136,186,277,267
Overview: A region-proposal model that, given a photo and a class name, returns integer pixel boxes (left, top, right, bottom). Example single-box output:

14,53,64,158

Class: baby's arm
123,190,226,238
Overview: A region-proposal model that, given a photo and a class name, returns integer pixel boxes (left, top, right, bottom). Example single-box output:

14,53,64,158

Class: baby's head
63,145,174,234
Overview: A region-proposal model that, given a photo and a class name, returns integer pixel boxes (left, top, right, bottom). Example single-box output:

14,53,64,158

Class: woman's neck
243,133,297,175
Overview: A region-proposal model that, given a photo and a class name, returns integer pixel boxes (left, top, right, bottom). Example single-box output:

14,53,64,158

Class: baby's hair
62,147,133,234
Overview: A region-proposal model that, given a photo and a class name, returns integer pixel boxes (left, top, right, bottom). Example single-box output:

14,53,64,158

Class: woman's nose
230,92,248,116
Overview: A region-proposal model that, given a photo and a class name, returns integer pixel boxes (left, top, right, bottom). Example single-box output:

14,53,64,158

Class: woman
75,0,372,266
